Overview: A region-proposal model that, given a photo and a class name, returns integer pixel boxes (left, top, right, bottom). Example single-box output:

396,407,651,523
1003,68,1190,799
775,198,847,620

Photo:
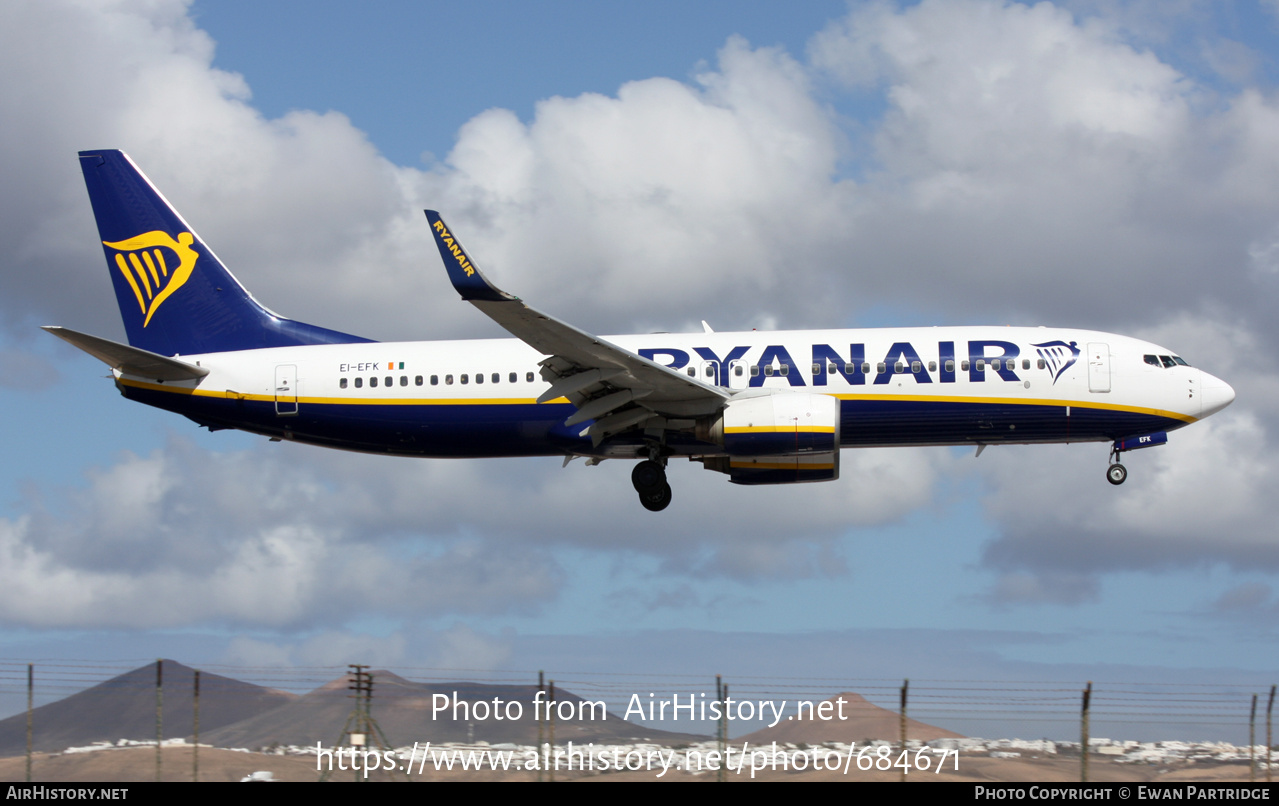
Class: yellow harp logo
102,231,198,327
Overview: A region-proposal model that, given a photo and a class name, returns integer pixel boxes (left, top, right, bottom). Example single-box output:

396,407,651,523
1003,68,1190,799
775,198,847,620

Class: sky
0,0,1277,742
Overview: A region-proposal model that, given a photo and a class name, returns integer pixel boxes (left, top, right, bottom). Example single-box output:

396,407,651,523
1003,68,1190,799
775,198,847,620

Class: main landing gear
1106,444,1127,486
632,459,672,512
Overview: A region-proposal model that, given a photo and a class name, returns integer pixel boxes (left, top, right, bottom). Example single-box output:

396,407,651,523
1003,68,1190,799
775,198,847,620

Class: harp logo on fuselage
102,230,199,327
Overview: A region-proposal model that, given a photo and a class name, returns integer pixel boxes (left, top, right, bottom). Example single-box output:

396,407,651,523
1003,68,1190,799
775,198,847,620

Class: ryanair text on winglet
432,220,475,277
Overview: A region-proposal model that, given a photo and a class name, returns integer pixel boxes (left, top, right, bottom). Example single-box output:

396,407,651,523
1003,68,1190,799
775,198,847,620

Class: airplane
47,149,1236,512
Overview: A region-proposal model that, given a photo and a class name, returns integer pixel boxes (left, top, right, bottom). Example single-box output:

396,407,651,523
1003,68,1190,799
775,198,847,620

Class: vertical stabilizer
78,150,372,355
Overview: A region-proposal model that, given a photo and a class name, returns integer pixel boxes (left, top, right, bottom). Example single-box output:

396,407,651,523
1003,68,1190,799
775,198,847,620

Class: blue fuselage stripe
122,385,1187,457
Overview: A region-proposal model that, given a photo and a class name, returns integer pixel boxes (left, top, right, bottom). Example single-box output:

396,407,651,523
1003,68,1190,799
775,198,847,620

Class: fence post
1250,693,1258,782
155,659,163,782
25,664,33,783
716,675,726,783
192,670,200,783
537,671,545,783
900,679,909,783
1080,681,1091,783
1267,685,1275,784
548,680,556,783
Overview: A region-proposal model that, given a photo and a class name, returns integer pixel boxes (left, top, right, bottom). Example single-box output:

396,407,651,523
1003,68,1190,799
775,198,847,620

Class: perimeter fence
0,659,1274,752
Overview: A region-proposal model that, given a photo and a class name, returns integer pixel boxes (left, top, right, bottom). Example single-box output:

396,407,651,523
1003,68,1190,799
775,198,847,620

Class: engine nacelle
702,392,841,456
696,392,842,485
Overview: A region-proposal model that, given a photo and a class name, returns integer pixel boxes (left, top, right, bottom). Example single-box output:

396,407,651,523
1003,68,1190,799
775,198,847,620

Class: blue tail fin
78,150,373,355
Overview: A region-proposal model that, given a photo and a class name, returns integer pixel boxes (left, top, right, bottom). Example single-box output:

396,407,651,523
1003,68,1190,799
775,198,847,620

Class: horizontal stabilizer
42,326,209,381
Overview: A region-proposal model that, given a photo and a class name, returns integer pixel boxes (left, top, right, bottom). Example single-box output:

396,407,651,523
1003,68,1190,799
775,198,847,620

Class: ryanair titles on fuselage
634,338,1080,388
328,336,1083,389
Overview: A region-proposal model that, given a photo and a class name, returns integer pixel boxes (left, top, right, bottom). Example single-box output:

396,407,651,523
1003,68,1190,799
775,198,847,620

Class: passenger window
476,373,484,384
764,365,774,376
877,363,886,374
945,360,954,373
928,361,936,372
415,375,423,386
1037,359,1045,370
780,365,789,376
509,372,517,383
844,363,855,374
445,374,454,385
492,373,500,383
862,362,871,374
962,360,970,371
355,377,363,388
705,366,714,377
750,365,760,377
991,359,1000,371
384,376,392,386
976,359,985,371
400,376,408,386
526,372,534,382
734,365,743,377
1022,359,1030,370
339,378,348,389
894,362,904,374
461,374,469,384
430,375,438,385
812,363,821,375
686,367,695,377
911,360,922,373
370,377,378,388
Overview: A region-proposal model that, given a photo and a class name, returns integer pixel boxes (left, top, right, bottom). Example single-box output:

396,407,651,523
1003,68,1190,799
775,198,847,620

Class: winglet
424,211,517,302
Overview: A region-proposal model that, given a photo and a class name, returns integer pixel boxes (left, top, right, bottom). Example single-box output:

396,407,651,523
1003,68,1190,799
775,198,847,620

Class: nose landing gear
1106,443,1127,485
632,458,671,511
1106,462,1127,485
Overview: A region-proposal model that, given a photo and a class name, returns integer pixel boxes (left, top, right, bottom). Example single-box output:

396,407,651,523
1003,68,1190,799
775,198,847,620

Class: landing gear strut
1106,444,1127,486
632,459,671,512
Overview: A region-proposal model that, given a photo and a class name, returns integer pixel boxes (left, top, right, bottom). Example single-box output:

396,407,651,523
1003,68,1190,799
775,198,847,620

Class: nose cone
1199,370,1235,418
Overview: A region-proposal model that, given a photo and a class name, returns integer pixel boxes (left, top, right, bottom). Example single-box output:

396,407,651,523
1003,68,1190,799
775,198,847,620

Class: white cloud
803,0,1279,339
973,407,1279,606
0,430,952,629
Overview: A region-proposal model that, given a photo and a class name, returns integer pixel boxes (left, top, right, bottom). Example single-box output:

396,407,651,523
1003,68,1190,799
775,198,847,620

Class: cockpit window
1146,354,1192,369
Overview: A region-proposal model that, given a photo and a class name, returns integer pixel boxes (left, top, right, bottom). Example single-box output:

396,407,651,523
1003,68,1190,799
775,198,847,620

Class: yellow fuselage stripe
725,426,837,434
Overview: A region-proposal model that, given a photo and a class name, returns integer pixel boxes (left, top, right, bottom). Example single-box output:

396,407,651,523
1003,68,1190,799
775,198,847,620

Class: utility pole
322,665,395,782
548,680,556,783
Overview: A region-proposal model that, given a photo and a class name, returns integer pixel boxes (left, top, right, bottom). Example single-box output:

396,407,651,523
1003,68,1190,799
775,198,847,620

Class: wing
425,211,728,445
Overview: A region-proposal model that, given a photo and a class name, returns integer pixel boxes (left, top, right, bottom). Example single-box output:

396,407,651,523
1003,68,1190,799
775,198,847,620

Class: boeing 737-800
48,150,1235,511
